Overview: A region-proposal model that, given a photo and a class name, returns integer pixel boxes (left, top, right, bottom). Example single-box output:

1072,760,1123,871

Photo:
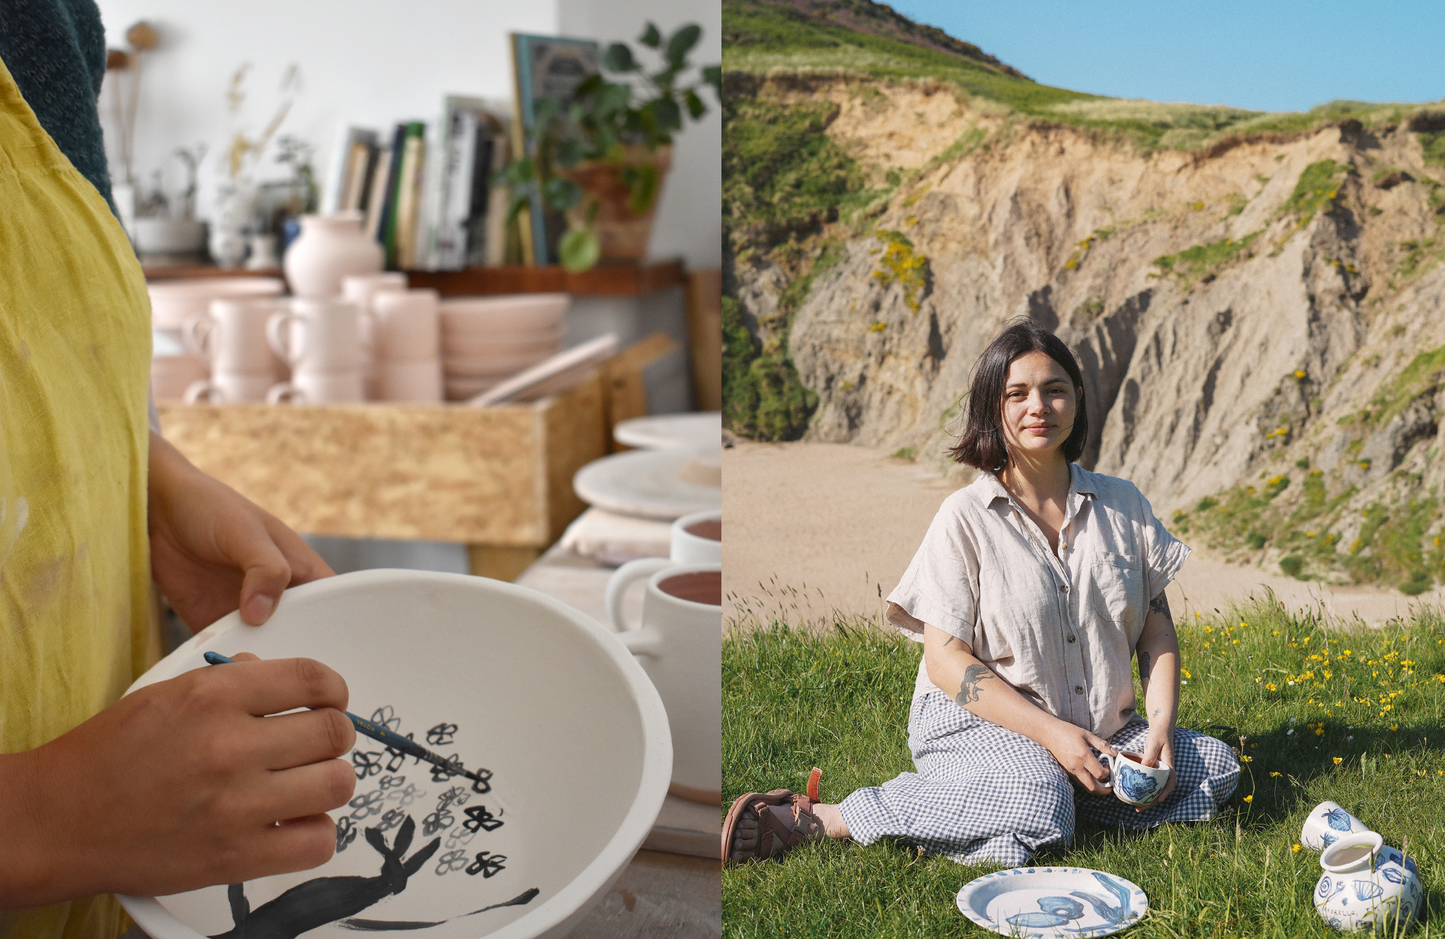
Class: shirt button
1067,635,1076,643
1074,686,1084,695
1062,584,1070,593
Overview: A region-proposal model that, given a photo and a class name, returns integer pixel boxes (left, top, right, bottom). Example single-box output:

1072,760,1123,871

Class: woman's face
1000,351,1078,463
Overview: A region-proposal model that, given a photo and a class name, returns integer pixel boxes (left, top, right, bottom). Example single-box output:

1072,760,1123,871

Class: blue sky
886,1,1445,113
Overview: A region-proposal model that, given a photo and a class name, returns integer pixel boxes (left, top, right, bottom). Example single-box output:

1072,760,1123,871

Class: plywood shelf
157,374,607,579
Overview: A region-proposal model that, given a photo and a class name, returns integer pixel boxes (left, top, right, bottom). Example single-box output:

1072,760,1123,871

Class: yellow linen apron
0,53,156,937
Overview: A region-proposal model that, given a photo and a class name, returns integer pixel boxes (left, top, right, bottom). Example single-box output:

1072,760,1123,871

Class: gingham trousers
838,691,1241,866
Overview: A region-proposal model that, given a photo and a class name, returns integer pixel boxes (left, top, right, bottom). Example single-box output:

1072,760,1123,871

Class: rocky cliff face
731,74,1445,591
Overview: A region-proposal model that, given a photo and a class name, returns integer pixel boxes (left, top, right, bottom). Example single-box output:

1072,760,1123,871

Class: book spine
394,121,427,270
436,109,478,270
363,144,393,241
463,128,494,269
376,122,410,264
319,125,352,215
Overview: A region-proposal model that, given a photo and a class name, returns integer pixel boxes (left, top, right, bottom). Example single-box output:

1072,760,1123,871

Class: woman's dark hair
948,319,1088,469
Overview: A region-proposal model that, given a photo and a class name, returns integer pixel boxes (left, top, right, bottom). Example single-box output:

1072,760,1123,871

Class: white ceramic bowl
148,277,285,329
439,294,570,333
444,351,554,378
442,327,566,358
118,569,671,939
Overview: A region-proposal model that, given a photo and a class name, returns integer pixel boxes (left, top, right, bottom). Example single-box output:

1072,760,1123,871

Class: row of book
318,96,515,271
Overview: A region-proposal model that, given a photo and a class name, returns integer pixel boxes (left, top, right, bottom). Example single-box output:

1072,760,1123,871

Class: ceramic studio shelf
143,259,687,297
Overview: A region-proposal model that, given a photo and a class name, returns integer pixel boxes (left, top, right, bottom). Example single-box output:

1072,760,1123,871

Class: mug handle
265,309,300,364
183,315,214,357
183,379,218,404
265,382,302,405
605,557,670,633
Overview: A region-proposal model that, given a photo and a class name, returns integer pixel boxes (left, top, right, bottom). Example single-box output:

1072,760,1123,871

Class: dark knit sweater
0,0,114,209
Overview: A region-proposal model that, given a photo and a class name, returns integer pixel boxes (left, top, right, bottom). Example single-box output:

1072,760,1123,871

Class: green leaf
652,97,682,134
543,177,582,213
603,42,636,73
665,23,701,67
685,89,707,121
639,22,662,48
623,164,660,216
598,82,631,116
575,74,605,98
702,65,721,98
504,157,534,183
506,194,531,223
559,228,601,273
533,96,560,125
557,138,586,167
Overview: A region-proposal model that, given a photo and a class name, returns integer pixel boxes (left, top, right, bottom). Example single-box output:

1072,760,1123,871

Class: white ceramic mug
266,368,365,405
376,360,443,403
671,509,722,566
186,297,286,374
606,562,721,803
266,298,363,371
372,289,440,362
1100,750,1171,806
1301,800,1372,851
183,370,276,404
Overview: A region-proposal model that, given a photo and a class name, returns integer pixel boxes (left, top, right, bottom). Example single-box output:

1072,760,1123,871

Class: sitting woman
724,320,1240,867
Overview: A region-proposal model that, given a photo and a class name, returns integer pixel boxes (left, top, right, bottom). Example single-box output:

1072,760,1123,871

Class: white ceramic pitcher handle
605,557,670,632
265,309,299,364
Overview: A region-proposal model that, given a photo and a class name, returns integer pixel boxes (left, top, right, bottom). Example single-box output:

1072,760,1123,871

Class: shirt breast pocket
1089,551,1144,633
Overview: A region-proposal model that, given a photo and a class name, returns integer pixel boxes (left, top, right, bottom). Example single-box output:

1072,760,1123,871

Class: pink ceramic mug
187,297,285,374
265,368,366,405
372,289,440,362
266,299,364,371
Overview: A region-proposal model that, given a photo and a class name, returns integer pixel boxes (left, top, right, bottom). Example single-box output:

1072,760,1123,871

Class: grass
723,601,1445,936
1153,231,1263,289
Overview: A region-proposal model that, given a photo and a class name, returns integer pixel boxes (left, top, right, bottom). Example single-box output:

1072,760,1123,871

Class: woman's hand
1133,731,1178,810
0,654,356,907
149,432,334,631
1039,720,1117,796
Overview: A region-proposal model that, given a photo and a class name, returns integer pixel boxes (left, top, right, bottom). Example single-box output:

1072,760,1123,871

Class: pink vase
283,212,385,298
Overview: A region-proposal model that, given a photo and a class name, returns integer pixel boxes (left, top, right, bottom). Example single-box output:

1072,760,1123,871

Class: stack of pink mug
264,298,366,404
182,297,289,403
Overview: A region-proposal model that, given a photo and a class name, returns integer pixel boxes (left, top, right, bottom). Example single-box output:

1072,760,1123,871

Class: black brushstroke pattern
210,816,441,939
337,887,542,931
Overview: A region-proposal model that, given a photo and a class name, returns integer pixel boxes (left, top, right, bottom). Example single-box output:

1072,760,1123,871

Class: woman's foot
722,769,851,865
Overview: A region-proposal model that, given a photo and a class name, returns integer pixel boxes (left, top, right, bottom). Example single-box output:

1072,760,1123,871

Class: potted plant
501,22,720,272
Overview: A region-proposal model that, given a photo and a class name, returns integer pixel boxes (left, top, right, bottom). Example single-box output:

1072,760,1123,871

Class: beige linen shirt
886,464,1190,740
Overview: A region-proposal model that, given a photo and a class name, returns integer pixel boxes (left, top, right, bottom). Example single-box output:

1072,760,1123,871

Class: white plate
118,569,670,939
573,449,722,520
956,867,1148,938
613,412,722,450
439,294,570,332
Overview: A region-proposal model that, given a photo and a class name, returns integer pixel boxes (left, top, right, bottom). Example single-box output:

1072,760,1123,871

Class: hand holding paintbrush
203,651,488,786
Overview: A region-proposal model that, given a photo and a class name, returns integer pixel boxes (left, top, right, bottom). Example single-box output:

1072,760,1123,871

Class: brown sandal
721,767,823,865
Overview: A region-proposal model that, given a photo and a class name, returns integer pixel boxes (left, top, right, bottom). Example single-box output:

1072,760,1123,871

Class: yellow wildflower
1243,795,1253,803
1333,757,1343,765
1293,844,1302,853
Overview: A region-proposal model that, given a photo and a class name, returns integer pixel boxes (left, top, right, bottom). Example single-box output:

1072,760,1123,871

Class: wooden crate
157,373,606,580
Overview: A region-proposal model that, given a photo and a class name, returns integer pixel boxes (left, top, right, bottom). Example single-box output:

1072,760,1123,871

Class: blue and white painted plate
956,867,1148,938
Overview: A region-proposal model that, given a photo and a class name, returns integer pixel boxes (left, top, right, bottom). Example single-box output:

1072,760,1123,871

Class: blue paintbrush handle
201,650,475,779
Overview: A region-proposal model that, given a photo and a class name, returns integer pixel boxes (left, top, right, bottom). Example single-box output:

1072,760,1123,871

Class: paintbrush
203,651,489,785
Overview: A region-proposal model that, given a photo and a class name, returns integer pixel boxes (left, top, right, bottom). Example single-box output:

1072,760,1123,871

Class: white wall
95,0,720,269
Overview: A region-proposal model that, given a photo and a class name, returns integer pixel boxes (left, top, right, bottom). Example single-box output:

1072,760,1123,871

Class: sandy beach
723,440,1445,628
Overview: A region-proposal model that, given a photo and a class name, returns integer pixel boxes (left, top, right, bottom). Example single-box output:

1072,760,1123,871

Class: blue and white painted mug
1301,800,1372,851
1100,750,1171,806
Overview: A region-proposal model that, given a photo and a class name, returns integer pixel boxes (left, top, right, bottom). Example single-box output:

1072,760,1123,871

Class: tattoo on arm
1138,649,1151,680
954,664,994,708
943,635,957,648
1148,591,1173,625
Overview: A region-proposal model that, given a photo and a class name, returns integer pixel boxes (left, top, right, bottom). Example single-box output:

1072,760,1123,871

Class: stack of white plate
438,293,569,401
